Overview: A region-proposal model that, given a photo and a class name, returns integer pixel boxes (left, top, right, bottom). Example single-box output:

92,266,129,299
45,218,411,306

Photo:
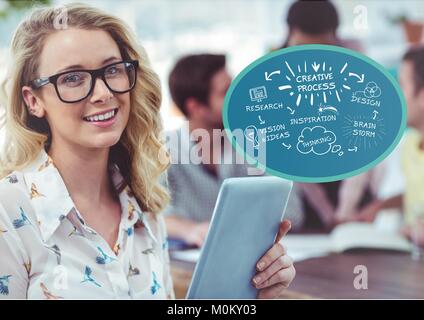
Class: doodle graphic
331,144,344,156
331,145,342,153
278,59,354,106
282,143,292,150
363,82,382,98
223,45,406,182
342,115,386,151
318,104,338,115
373,110,379,120
286,106,295,115
351,81,382,107
244,125,260,149
265,70,280,81
297,126,336,155
249,86,267,102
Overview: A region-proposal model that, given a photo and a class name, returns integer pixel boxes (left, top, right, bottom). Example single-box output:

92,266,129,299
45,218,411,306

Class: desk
171,251,424,299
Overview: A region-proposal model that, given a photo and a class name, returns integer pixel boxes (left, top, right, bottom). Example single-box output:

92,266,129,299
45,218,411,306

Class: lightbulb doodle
223,45,406,182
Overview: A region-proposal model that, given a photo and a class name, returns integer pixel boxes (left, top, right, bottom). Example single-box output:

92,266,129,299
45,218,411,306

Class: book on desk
170,221,412,264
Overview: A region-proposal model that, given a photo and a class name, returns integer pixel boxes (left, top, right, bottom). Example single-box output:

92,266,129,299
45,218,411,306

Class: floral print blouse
0,149,174,299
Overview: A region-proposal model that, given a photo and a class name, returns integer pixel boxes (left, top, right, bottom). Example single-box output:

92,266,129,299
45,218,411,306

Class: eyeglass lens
56,62,136,102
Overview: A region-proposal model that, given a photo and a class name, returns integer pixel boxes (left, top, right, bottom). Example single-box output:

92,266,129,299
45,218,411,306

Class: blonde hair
0,3,170,214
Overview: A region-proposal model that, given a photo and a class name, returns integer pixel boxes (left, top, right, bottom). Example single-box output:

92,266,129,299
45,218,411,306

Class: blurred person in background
163,54,305,247
355,46,424,246
278,0,363,51
277,0,403,231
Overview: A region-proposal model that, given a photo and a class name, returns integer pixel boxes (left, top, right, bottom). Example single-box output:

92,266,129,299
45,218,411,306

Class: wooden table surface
171,250,424,299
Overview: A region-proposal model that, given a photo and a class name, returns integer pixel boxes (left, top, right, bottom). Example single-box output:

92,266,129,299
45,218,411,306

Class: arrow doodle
349,72,364,83
312,62,320,72
348,146,358,152
258,116,265,124
286,107,295,115
373,110,379,120
265,70,281,81
282,143,292,150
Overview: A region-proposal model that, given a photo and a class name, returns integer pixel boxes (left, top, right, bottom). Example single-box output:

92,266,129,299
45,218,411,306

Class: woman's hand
252,219,296,299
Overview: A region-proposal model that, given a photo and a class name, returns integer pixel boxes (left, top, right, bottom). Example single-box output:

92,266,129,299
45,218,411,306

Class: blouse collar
21,149,156,243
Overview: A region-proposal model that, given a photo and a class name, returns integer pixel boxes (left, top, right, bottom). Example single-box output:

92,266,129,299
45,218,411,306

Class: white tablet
186,176,293,299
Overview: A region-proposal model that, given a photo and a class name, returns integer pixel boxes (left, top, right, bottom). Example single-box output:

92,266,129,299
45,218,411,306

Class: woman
0,3,295,299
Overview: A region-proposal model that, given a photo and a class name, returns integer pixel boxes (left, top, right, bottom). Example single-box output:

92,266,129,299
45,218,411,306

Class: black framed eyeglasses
29,60,139,103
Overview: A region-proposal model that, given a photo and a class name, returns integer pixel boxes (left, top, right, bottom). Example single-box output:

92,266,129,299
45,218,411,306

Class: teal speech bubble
223,45,407,182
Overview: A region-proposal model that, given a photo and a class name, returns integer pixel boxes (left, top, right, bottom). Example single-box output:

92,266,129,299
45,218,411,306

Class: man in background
163,54,304,247
355,46,424,247
279,0,362,51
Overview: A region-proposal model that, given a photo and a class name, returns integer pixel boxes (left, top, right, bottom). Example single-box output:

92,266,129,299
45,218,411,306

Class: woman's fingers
275,219,291,244
252,255,293,288
256,242,286,272
257,265,295,289
255,219,291,272
256,265,296,299
252,218,295,299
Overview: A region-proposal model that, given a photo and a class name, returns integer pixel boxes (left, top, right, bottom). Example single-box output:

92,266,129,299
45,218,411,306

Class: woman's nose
89,77,113,103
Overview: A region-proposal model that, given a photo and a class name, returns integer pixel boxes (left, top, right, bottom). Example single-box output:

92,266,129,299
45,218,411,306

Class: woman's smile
82,107,119,128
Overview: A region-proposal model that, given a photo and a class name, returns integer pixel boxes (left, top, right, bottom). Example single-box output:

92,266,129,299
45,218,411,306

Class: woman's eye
105,65,124,77
66,75,80,82
106,67,118,75
61,73,84,86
